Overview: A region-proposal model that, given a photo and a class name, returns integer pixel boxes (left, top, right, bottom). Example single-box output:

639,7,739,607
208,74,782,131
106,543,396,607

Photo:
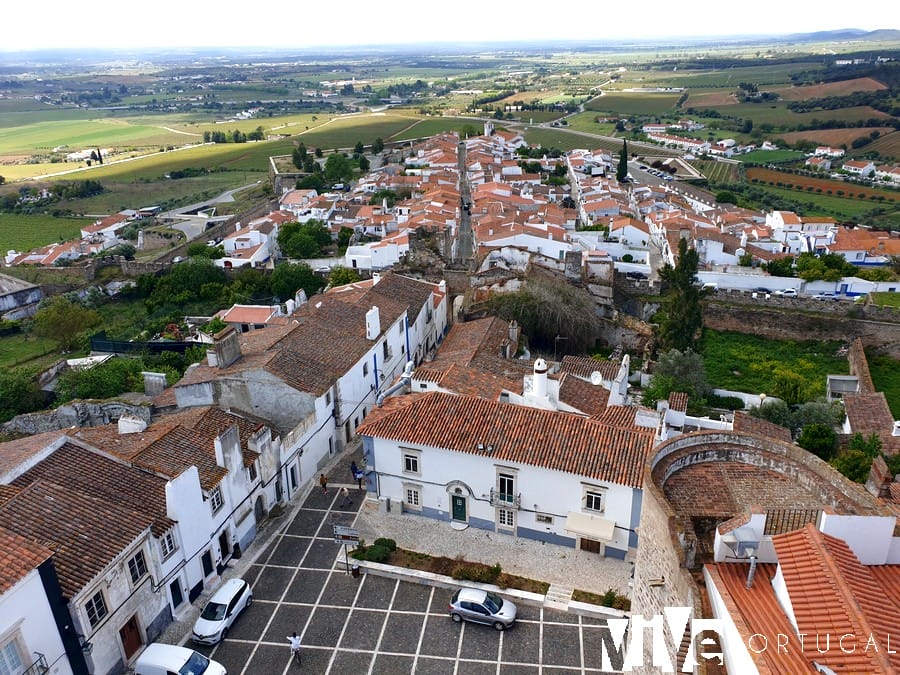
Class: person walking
339,486,352,508
350,461,363,490
319,473,328,495
287,632,301,665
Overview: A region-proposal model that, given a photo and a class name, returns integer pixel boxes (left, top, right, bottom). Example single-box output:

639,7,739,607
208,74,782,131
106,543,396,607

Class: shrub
601,588,617,606
374,538,397,552
451,562,502,584
365,545,391,563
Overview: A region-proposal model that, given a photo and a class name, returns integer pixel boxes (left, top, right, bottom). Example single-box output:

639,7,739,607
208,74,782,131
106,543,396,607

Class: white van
134,643,226,675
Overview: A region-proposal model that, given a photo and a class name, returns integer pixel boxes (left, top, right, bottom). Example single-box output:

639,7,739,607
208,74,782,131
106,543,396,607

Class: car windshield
200,601,227,621
180,651,211,675
483,593,503,614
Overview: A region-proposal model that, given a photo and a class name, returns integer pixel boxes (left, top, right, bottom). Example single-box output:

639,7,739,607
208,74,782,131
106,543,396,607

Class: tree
0,369,43,423
328,266,361,287
616,140,628,182
354,141,365,155
32,296,101,352
323,153,352,185
270,262,326,301
372,137,385,154
278,219,332,259
370,190,399,208
797,423,838,460
657,238,703,353
357,155,370,172
764,256,795,278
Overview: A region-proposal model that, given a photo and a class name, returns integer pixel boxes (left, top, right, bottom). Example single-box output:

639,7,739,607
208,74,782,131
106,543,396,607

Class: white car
774,289,798,297
192,578,253,645
135,644,226,675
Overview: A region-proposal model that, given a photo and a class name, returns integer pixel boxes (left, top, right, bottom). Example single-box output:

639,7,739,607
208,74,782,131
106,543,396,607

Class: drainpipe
746,554,758,589
376,361,415,406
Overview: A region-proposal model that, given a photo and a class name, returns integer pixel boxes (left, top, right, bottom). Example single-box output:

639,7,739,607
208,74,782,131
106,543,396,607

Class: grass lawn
0,333,62,370
0,213,92,252
871,293,900,309
868,352,900,418
700,329,848,398
737,149,806,164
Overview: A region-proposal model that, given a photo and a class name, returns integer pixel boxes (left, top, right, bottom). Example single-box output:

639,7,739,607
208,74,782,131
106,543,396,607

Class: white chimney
118,414,148,435
533,358,548,399
893,421,900,437
438,280,447,294
366,305,381,340
372,272,381,285
286,299,296,315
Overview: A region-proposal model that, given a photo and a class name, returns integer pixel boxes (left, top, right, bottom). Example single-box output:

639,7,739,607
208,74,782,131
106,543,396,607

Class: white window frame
127,550,148,585
402,449,421,476
247,461,258,482
209,486,224,513
583,486,606,513
498,507,515,529
497,470,516,504
160,531,178,561
403,483,422,510
536,513,554,525
85,590,108,628
0,634,25,675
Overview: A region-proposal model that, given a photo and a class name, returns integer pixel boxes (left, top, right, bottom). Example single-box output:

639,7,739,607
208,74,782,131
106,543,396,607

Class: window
382,341,390,359
405,486,421,508
0,638,24,675
248,461,257,482
363,362,369,377
209,486,224,513
85,591,108,628
160,531,178,560
498,473,515,504
127,551,148,584
398,322,404,335
498,508,515,528
536,513,554,525
585,490,605,513
403,451,420,475
325,391,331,406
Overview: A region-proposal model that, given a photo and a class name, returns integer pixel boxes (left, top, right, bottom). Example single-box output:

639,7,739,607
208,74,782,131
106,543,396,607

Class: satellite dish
590,371,602,386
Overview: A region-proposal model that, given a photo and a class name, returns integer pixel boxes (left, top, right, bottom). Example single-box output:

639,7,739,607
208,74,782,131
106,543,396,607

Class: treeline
470,90,516,107
786,89,900,118
0,179,104,211
203,127,265,143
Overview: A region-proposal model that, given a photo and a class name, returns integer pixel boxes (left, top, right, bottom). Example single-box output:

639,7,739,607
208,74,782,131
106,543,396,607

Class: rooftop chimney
118,414,148,435
533,357,549,399
366,306,381,340
214,326,242,368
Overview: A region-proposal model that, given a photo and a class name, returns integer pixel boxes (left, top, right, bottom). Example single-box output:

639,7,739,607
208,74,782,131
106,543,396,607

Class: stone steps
544,584,573,609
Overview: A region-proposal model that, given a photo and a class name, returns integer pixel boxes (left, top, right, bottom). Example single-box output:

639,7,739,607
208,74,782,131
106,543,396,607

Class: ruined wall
2,400,152,435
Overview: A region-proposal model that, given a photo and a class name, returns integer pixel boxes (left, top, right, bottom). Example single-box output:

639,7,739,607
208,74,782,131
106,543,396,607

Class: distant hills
784,28,900,42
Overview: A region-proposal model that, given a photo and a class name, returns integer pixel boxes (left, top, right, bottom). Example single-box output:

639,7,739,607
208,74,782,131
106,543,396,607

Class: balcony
23,653,49,675
489,488,521,509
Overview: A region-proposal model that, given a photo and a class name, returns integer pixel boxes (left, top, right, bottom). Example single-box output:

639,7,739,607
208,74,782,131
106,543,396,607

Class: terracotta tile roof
11,441,174,537
843,392,900,454
357,391,655,488
590,405,645,430
706,563,816,674
0,479,152,599
132,425,227,491
732,411,793,444
73,420,183,461
412,363,513,400
366,273,436,317
0,525,53,594
428,316,531,386
773,524,900,673
667,392,689,412
190,407,267,468
557,373,609,416
559,355,621,381
0,429,68,480
220,305,280,325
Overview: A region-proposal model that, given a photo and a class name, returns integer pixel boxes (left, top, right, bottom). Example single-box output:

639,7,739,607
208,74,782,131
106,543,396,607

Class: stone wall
2,400,152,435
704,303,900,358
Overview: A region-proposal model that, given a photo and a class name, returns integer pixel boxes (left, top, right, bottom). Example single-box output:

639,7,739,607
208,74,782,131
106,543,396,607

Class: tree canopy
270,262,326,301
324,153,353,185
32,296,102,351
277,220,332,259
656,238,703,353
616,140,628,182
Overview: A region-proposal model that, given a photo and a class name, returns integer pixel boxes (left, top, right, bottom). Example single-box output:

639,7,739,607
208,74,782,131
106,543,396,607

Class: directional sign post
333,525,360,575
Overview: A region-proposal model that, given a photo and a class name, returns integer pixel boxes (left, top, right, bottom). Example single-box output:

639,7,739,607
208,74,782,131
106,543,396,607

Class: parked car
626,271,648,279
812,292,837,300
449,587,517,630
135,644,226,675
773,289,797,297
191,578,253,645
753,287,772,294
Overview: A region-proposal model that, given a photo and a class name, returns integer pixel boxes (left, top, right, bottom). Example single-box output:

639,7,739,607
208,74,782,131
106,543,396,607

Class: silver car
191,578,253,644
448,587,517,630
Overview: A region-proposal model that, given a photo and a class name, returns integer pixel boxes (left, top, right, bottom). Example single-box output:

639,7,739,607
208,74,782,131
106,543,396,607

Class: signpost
333,525,360,575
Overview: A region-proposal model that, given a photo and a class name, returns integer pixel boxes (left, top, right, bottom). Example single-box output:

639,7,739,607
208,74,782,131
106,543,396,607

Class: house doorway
579,537,603,554
170,579,184,610
451,495,467,522
201,550,214,577
218,530,230,560
119,615,142,661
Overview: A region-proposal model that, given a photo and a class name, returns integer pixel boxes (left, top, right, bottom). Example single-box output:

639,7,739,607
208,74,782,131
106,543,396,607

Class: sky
4,0,897,52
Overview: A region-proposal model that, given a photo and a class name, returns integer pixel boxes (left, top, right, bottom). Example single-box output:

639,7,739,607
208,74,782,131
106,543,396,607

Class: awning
565,512,616,542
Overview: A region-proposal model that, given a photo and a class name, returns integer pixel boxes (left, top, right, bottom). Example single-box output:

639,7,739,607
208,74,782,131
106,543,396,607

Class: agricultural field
776,127,894,148
289,113,421,150
746,167,900,205
584,92,682,116
0,213,90,252
522,127,610,153
738,149,807,164
689,159,743,184
769,76,888,101
866,132,900,161
389,116,482,142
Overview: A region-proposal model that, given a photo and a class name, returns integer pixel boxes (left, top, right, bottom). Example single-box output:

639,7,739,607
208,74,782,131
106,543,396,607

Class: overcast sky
4,0,896,52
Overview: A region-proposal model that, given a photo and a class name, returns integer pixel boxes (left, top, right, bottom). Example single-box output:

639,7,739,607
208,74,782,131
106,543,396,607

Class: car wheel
246,595,252,608
221,627,228,642
451,613,463,623
493,621,506,631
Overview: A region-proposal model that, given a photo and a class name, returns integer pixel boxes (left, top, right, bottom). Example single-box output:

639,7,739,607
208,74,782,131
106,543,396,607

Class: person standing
319,473,328,495
350,461,363,490
339,486,351,508
287,632,301,664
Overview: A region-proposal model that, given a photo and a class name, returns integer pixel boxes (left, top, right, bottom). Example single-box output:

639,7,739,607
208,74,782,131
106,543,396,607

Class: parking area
189,487,622,674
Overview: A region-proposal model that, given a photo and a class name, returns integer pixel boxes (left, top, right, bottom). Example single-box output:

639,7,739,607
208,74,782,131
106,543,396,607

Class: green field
690,160,743,184
522,127,619,153
584,92,681,116
0,213,92,252
389,117,483,141
700,329,848,399
751,184,896,222
738,149,806,164
867,352,900,418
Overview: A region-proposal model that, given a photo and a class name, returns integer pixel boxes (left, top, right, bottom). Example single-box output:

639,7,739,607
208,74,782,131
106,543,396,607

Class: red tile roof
357,391,655,488
0,526,53,594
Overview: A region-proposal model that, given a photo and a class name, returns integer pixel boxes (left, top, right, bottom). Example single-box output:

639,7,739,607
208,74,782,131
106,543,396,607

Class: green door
451,495,467,521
